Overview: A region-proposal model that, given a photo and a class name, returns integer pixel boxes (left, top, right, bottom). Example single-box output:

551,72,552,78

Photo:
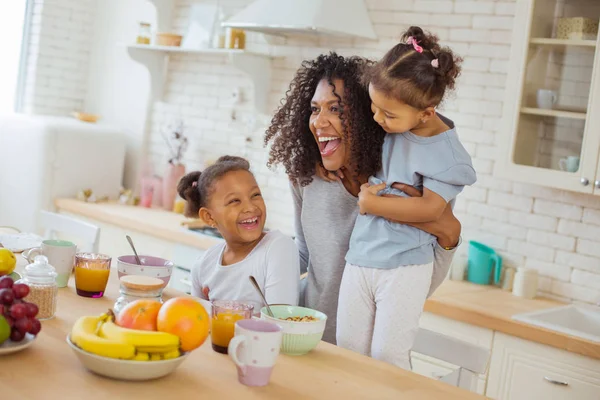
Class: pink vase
162,163,186,211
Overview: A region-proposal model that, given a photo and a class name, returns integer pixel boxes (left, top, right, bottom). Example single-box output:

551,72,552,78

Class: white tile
488,192,533,212
526,229,576,251
533,199,583,221
508,211,557,232
524,259,571,281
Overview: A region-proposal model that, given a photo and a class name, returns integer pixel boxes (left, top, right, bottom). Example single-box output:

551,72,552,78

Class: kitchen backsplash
23,0,600,305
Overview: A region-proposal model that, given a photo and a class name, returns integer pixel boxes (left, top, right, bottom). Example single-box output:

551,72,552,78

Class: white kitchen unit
57,211,214,294
497,0,600,193
486,332,600,399
412,313,493,395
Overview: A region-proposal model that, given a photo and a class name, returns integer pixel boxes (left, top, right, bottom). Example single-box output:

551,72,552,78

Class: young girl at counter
178,156,300,311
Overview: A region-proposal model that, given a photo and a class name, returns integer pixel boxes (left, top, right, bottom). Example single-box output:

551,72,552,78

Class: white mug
23,239,76,287
536,89,557,110
559,156,580,173
228,319,282,387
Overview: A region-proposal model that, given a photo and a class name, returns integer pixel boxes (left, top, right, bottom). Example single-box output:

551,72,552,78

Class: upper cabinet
497,0,600,194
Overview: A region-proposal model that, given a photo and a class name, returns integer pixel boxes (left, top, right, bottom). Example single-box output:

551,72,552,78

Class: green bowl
260,305,327,356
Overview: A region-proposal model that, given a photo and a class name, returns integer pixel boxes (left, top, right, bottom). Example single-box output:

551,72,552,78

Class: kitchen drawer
486,332,600,400
169,265,192,295
419,312,494,350
411,354,486,395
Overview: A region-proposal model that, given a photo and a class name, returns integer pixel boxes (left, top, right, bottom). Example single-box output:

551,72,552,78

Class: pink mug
228,319,283,387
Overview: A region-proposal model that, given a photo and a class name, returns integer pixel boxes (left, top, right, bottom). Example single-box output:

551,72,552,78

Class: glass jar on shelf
113,275,165,315
137,22,151,45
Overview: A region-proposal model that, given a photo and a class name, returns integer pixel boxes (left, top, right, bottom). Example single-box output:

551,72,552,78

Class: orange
157,297,209,352
116,299,162,331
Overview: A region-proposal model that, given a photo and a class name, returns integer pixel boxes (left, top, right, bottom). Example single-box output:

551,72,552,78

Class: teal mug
467,241,502,286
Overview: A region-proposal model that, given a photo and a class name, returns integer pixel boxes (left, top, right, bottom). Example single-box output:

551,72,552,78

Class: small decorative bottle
18,255,58,320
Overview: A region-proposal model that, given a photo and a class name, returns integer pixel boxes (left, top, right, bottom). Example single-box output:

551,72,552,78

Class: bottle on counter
113,275,165,315
17,255,58,320
512,267,538,299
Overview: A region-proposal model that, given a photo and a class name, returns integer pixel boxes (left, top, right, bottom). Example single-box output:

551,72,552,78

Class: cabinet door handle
595,180,600,189
581,177,590,186
544,376,569,386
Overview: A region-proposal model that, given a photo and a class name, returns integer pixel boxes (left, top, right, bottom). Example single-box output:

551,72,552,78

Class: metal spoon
126,235,142,265
248,275,274,317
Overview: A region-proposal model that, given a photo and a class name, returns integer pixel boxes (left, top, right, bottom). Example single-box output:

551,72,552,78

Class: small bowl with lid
117,255,174,288
113,275,165,315
17,255,58,320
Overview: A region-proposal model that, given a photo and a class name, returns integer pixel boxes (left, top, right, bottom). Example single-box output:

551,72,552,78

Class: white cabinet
486,332,600,399
411,313,493,395
497,0,600,194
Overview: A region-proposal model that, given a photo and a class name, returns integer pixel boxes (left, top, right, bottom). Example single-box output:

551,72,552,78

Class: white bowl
66,336,189,381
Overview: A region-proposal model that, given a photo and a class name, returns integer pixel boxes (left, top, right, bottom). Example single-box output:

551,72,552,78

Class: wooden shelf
520,107,587,120
530,38,597,47
125,43,270,58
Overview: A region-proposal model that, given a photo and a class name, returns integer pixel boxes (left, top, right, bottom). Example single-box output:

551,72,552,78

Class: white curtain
0,0,28,113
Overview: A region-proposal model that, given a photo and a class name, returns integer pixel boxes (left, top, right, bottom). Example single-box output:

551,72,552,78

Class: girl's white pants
336,262,433,370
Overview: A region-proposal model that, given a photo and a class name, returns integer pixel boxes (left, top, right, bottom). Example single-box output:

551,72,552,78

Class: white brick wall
21,0,95,115
24,0,600,304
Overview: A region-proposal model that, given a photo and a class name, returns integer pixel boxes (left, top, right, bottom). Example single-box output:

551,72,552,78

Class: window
0,0,29,114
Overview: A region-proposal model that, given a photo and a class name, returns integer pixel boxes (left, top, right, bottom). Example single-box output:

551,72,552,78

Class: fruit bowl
0,333,36,355
260,305,327,356
117,255,174,287
66,336,189,381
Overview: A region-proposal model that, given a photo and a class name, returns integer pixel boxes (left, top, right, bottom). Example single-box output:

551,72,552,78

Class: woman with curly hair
265,51,461,346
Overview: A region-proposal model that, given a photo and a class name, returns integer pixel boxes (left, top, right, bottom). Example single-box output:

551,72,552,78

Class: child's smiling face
201,170,266,245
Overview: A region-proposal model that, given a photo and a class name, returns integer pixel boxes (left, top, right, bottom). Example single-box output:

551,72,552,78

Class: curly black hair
264,52,385,187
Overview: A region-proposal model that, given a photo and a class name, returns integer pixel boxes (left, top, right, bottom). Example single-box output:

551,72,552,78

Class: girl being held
337,27,476,369
178,156,300,312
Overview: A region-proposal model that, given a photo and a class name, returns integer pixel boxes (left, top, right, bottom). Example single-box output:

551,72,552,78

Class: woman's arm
387,183,461,248
264,237,301,306
359,183,447,223
290,183,309,275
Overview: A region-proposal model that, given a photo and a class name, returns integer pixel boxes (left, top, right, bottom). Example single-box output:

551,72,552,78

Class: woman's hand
386,183,461,249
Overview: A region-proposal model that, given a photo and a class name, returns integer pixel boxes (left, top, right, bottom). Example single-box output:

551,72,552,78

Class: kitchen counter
1,272,484,400
55,198,600,360
55,198,221,250
426,281,600,359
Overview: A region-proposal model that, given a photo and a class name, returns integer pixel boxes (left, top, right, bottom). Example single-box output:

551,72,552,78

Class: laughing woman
265,53,461,344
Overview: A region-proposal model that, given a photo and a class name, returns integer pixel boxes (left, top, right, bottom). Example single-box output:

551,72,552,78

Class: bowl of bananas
67,312,189,381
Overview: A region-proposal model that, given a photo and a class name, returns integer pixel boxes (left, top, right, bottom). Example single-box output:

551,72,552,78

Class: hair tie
406,36,423,53
431,59,439,68
192,181,198,188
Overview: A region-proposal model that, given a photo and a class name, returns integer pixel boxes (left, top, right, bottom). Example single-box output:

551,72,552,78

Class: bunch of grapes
0,276,41,343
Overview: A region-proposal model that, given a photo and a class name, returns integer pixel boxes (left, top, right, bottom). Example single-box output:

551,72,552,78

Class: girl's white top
191,230,300,311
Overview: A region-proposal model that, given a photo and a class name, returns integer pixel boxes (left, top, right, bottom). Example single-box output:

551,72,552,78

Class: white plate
0,333,36,355
0,233,43,253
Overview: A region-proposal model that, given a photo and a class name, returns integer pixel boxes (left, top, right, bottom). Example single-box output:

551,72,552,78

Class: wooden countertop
1,272,484,400
426,281,600,360
55,198,600,360
55,198,222,250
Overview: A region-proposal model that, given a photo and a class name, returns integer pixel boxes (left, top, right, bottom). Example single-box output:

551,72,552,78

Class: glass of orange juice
74,253,112,298
211,300,254,354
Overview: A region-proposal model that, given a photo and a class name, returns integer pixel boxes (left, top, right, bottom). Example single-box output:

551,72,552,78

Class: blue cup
467,241,502,285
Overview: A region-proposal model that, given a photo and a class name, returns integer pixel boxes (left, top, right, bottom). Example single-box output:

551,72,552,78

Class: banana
150,353,162,361
133,352,150,361
98,320,180,348
71,316,136,360
136,345,180,354
162,349,181,360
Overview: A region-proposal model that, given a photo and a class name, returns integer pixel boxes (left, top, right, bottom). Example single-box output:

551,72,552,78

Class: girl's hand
385,183,461,248
315,163,344,182
358,182,386,215
201,286,210,300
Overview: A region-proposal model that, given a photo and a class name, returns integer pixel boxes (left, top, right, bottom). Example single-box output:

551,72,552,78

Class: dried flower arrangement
161,119,189,165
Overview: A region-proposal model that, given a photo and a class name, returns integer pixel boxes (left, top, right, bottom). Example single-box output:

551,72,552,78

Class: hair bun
435,49,462,90
217,155,250,169
177,171,202,217
401,26,439,52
